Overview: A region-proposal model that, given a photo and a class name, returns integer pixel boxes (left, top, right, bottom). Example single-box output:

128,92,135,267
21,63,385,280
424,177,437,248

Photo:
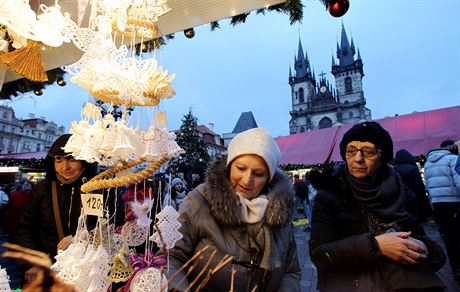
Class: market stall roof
276,105,460,166
0,151,47,160
4,0,285,83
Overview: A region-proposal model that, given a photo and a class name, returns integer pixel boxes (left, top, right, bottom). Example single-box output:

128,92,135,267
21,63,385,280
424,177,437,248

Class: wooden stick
185,250,218,291
230,267,236,292
162,244,210,290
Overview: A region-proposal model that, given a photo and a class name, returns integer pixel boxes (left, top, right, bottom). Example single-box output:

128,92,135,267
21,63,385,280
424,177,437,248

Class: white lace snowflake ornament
149,205,182,250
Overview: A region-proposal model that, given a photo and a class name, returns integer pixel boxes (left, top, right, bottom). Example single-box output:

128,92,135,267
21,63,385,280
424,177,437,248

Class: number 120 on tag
81,193,104,217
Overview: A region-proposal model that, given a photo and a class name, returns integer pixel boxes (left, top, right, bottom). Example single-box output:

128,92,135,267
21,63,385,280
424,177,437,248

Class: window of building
318,117,333,129
349,111,353,118
299,88,304,103
300,126,305,133
345,77,352,93
3,112,8,119
36,144,41,151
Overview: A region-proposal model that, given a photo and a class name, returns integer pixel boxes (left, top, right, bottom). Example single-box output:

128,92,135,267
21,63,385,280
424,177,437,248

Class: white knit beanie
226,128,281,180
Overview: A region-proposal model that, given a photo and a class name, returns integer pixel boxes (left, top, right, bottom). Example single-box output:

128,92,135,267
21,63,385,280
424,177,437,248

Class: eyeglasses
345,146,381,158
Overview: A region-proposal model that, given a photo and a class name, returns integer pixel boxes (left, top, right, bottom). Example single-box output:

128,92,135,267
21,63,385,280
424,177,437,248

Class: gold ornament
0,40,48,82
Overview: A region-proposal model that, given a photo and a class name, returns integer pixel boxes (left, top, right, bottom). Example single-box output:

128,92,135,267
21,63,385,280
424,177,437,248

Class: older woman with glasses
309,121,446,291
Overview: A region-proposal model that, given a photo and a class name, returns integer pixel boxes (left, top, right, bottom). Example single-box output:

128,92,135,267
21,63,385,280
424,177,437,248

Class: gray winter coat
424,149,460,204
166,157,301,292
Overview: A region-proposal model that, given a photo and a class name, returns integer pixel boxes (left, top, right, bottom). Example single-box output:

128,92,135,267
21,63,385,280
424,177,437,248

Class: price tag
81,193,104,217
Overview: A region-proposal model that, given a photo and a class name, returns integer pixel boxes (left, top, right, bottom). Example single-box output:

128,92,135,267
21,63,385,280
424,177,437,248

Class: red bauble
329,0,350,18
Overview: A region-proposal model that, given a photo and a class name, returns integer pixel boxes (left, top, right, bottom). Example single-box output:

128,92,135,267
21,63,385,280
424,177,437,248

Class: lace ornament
131,198,153,227
129,267,167,292
149,205,182,249
109,246,133,283
87,245,111,292
0,266,11,292
121,219,149,247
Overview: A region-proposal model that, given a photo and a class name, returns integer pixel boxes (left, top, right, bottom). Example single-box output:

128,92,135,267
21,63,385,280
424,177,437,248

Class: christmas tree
168,110,210,180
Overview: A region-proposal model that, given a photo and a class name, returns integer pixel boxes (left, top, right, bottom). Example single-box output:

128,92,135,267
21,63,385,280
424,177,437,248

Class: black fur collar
196,156,294,227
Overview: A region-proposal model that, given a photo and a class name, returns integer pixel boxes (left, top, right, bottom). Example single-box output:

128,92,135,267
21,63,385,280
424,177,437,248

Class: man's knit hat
339,121,393,164
226,128,281,180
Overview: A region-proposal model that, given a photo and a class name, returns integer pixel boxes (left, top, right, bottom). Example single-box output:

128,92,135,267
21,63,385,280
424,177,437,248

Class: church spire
357,47,362,60
295,38,309,78
336,23,355,66
331,54,336,66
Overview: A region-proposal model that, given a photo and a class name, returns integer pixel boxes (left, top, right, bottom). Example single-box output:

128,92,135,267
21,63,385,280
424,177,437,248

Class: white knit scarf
236,193,269,223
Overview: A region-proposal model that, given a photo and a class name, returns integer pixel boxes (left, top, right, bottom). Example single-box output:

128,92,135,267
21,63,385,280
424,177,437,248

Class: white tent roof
4,0,285,83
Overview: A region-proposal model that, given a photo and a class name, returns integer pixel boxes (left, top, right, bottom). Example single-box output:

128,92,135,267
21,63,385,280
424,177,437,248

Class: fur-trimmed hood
196,156,294,227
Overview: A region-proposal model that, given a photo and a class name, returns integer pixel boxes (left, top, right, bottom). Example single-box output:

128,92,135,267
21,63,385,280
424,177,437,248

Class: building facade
289,24,371,134
0,106,65,154
196,124,227,158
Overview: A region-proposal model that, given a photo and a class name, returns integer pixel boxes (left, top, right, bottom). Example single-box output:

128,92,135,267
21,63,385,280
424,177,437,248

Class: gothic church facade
289,24,371,134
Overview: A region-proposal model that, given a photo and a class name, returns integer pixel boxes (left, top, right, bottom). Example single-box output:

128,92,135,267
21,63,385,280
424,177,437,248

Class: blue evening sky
3,0,459,138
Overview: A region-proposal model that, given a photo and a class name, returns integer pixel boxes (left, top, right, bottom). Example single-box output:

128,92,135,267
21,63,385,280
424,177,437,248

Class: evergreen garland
0,67,66,100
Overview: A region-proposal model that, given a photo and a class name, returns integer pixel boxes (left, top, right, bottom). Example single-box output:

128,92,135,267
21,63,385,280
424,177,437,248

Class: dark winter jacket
394,149,432,222
15,135,99,258
166,157,301,292
309,164,445,292
293,179,309,200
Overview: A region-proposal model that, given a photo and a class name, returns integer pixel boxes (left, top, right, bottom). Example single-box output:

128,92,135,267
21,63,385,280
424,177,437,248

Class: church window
299,88,304,103
319,117,333,129
300,127,305,133
345,77,352,93
295,92,298,100
349,111,353,118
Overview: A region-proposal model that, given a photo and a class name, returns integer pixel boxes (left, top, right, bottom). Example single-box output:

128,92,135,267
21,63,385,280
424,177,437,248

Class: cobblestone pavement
293,220,460,292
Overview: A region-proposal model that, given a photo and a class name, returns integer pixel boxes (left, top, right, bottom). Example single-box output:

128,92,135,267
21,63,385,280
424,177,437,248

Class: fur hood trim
196,156,294,227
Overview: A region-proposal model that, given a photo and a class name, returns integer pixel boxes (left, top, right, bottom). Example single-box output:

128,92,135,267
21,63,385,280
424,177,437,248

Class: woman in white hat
166,128,300,291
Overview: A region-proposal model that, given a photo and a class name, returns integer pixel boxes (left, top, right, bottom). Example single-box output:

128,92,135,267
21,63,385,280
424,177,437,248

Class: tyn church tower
288,24,371,134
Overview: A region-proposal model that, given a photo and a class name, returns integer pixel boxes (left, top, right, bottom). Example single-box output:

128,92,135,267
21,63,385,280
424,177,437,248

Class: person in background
304,172,317,231
170,177,187,210
292,174,309,225
309,121,445,291
188,171,204,192
394,149,432,224
165,128,300,291
4,179,33,243
15,134,98,259
424,139,460,284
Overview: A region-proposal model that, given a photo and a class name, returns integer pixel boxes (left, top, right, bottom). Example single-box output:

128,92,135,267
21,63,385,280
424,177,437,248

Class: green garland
0,158,44,170
0,67,66,100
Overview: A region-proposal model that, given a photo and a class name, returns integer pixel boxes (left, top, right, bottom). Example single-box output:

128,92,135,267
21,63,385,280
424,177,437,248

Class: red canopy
276,106,460,165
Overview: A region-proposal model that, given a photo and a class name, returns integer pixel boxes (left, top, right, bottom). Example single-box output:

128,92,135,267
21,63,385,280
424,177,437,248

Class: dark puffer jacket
15,135,98,258
394,149,432,222
166,157,301,292
309,164,445,292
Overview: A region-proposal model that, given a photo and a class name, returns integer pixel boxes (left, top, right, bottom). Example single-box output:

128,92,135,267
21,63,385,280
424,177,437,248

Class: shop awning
4,0,286,83
0,151,47,160
276,105,460,166
276,126,340,165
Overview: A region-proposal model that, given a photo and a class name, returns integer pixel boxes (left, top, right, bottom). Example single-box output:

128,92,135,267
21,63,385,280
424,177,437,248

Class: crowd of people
0,122,459,291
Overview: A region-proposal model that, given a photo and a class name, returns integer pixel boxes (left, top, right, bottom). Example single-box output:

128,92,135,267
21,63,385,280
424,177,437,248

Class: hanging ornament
328,0,350,18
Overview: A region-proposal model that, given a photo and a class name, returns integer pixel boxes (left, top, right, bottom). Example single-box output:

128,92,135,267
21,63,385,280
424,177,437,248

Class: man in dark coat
394,149,432,223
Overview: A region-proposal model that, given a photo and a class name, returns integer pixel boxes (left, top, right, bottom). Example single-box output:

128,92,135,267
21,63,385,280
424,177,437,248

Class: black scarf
345,165,409,231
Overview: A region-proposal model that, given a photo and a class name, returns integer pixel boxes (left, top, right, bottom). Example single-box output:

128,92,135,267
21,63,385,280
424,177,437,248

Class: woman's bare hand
375,232,427,264
57,235,73,252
